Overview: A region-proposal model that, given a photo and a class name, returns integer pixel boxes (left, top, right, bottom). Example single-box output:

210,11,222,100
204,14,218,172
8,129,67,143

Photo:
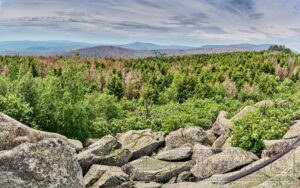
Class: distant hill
201,44,272,51
0,41,96,55
58,44,272,58
0,40,274,58
58,46,142,59
118,41,194,50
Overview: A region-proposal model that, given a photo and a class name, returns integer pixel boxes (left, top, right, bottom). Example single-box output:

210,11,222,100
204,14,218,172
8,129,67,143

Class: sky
1,0,300,50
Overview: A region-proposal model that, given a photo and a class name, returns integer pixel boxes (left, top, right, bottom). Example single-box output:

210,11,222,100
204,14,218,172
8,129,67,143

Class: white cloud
1,0,300,50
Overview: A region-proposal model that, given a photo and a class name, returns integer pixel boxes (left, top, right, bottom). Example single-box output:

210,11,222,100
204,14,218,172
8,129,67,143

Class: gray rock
283,120,300,139
253,100,274,107
176,171,193,182
192,144,215,163
261,139,297,158
84,165,129,188
0,112,79,152
217,111,228,120
77,135,122,172
215,111,232,130
165,126,207,149
215,101,274,130
216,118,233,130
168,177,177,184
230,106,255,122
100,148,133,167
68,138,83,152
218,145,300,188
205,129,217,144
162,182,199,188
191,147,258,180
212,134,228,150
230,101,273,122
122,156,194,183
0,138,85,188
211,122,230,136
209,157,271,187
120,182,135,188
120,181,161,188
85,138,101,147
134,181,161,188
118,129,165,160
155,147,192,161
221,137,232,150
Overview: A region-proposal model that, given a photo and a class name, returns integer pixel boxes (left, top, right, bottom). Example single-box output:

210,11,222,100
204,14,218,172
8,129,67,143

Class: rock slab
118,129,165,160
155,147,192,161
84,165,129,188
0,138,85,188
122,156,194,183
191,147,258,180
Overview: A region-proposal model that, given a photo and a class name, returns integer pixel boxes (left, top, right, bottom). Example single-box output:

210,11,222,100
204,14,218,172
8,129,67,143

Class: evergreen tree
107,74,125,100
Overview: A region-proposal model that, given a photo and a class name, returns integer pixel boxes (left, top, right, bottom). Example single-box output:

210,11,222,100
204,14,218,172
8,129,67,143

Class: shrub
231,102,297,153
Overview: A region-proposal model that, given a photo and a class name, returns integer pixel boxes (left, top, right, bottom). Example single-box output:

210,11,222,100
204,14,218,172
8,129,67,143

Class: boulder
177,171,193,182
120,181,161,188
215,144,300,188
77,135,123,172
216,118,233,129
221,137,232,150
283,120,300,139
99,148,133,166
165,126,207,149
210,122,230,136
68,138,83,152
212,134,228,150
215,111,232,129
209,158,271,187
118,129,165,160
162,182,199,188
0,138,85,188
84,165,128,188
134,181,161,188
191,147,258,180
167,177,177,184
230,100,273,122
261,139,297,158
155,147,192,161
216,111,228,120
192,144,215,163
205,129,217,144
0,112,79,152
230,106,255,122
253,100,274,107
122,156,194,183
85,138,101,147
214,101,274,130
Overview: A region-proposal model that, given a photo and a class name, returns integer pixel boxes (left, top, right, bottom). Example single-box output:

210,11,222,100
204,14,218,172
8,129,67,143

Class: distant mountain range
0,41,95,55
0,40,274,58
118,41,194,50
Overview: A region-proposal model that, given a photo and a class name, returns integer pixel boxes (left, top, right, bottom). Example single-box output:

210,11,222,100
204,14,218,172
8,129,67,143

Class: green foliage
0,94,33,125
231,100,300,153
0,51,299,146
73,50,80,58
268,45,292,53
117,97,249,133
107,74,125,100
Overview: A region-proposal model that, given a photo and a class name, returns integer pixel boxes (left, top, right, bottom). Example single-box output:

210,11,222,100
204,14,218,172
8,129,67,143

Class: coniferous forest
0,50,299,153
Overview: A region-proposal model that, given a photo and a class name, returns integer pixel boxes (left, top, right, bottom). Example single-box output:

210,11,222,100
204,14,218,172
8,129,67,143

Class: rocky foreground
0,101,300,188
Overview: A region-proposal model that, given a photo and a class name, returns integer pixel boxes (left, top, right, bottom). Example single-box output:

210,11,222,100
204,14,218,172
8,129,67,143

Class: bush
231,102,297,153
0,94,33,125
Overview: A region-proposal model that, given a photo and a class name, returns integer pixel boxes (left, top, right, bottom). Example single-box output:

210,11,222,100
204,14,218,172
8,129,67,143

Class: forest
0,49,299,154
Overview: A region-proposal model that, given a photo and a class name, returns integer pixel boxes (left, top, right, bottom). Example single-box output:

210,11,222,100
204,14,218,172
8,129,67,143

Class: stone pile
1,101,299,188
